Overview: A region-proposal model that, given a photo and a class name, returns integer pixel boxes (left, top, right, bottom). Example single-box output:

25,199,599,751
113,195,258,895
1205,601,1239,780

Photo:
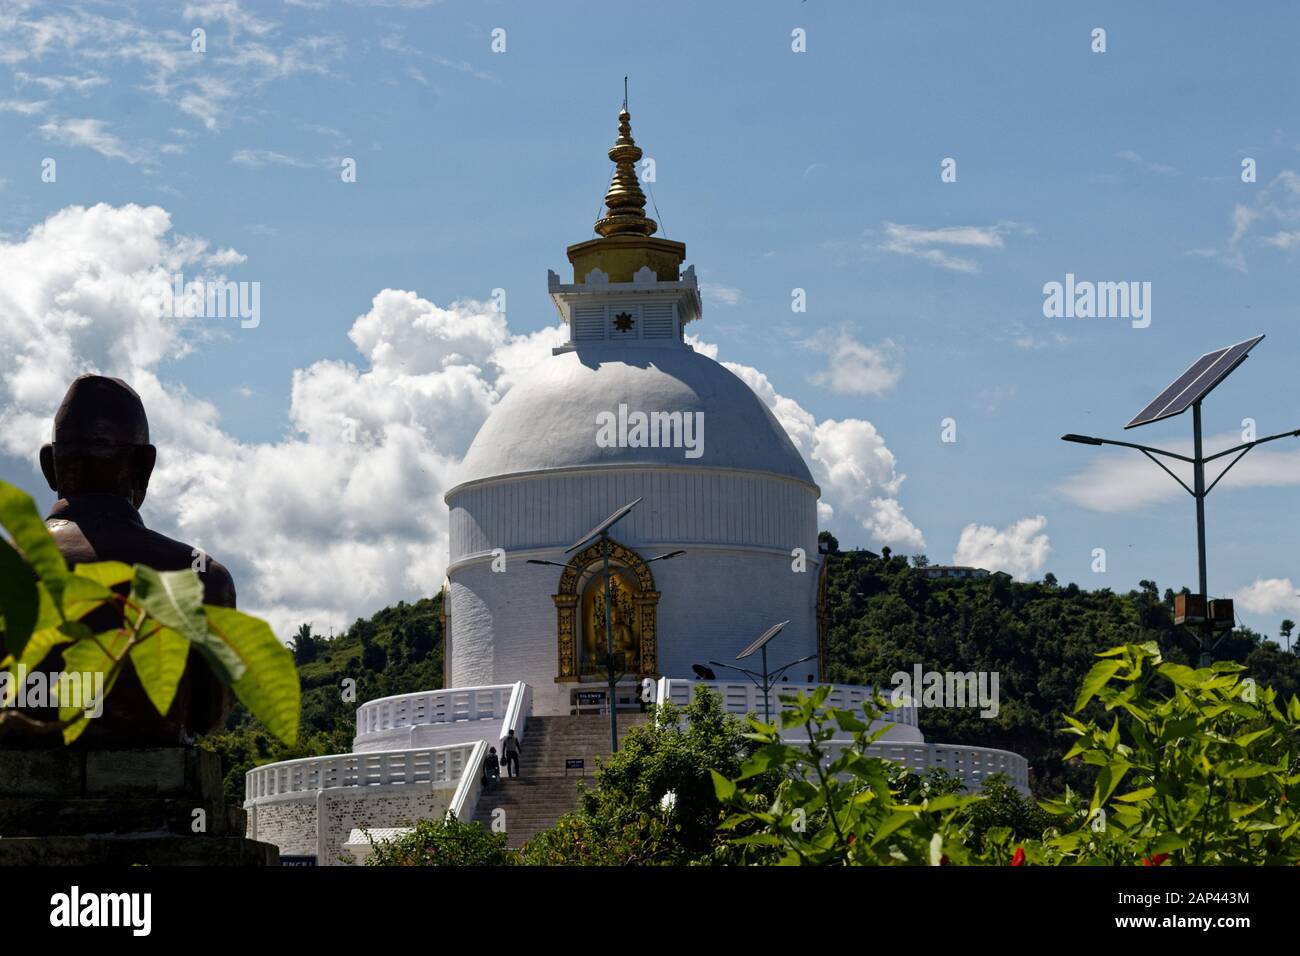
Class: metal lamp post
1062,335,1299,665
702,621,818,724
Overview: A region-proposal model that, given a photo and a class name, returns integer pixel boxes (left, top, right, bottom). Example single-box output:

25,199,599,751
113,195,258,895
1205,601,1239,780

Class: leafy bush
363,815,515,866
1037,641,1300,865
520,687,767,865
711,686,988,865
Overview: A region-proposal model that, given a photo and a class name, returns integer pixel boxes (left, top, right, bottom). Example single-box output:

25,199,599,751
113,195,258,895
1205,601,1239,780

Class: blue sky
1,0,1298,639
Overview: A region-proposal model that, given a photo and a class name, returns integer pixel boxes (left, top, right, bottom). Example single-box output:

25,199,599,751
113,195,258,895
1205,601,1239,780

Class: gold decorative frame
551,537,659,682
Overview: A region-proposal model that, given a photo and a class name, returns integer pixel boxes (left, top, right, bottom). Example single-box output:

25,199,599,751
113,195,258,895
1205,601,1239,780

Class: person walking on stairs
502,729,522,778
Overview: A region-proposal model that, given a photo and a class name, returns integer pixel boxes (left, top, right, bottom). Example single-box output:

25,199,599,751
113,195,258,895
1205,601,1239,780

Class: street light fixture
528,501,684,752
1062,335,1300,665
700,621,819,724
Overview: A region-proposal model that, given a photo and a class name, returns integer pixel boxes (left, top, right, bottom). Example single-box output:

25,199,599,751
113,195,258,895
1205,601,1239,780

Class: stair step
471,715,648,846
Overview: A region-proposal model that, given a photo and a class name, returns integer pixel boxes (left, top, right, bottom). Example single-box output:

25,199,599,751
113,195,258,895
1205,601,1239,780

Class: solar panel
565,497,642,552
1125,335,1264,429
736,621,789,660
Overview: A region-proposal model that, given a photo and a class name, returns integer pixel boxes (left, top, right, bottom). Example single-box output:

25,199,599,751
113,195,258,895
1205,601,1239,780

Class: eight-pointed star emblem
613,311,635,333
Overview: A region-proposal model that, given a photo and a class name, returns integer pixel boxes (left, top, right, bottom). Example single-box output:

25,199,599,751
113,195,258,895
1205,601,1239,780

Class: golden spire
566,86,684,284
594,106,657,238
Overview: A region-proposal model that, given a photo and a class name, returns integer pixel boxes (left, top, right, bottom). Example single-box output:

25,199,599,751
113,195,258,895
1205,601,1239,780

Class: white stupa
443,105,821,715
244,106,1028,862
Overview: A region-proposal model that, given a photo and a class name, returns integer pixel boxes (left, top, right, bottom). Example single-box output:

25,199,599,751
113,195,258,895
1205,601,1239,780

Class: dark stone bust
25,375,236,746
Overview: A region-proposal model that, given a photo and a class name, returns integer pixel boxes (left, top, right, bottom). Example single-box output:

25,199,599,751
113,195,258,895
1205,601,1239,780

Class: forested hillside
820,541,1300,792
204,547,1300,801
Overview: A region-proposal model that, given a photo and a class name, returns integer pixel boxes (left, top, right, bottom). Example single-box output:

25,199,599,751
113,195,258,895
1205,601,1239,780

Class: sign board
279,855,317,867
576,691,605,706
565,757,585,776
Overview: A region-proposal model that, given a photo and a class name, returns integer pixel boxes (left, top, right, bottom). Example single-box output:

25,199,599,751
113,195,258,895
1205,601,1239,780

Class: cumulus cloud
952,515,1051,581
702,338,924,551
807,334,902,396
0,203,926,638
1233,578,1300,617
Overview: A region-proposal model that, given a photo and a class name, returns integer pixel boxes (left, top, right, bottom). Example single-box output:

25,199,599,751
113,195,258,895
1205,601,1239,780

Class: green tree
291,623,319,664
522,687,764,865
363,815,515,866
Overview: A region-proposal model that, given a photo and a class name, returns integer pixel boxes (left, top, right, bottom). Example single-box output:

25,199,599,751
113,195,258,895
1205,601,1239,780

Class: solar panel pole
1192,402,1211,667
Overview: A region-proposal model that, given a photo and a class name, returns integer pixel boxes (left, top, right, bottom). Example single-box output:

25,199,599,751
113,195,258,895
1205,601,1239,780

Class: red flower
1011,847,1026,866
1142,853,1169,867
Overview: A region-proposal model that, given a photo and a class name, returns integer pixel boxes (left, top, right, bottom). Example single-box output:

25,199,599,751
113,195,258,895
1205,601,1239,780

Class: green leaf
1075,659,1124,712
60,574,117,622
711,769,737,802
204,606,300,745
59,629,130,744
72,561,134,589
737,743,796,780
1157,662,1204,688
0,482,68,604
0,535,39,659
132,566,244,682
128,625,191,717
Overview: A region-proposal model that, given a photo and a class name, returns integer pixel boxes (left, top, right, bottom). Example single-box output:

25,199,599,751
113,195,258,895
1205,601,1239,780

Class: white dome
451,345,816,490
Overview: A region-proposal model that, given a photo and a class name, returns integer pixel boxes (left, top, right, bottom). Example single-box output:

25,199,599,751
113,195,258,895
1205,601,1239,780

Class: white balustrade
244,742,477,806
655,678,920,729
863,741,1030,793
353,684,516,742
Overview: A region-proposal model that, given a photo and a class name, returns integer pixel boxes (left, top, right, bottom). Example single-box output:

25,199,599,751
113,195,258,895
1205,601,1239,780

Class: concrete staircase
472,712,649,848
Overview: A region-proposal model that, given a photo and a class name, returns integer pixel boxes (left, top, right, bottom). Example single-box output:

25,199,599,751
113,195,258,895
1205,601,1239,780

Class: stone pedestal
0,747,279,866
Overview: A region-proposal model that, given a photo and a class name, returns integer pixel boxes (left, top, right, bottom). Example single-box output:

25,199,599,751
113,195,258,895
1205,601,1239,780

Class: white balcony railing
244,742,478,806
354,684,517,740
863,742,1030,793
655,678,920,729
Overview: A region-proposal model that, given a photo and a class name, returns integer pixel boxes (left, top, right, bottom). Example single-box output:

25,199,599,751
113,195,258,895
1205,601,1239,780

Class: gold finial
594,94,657,238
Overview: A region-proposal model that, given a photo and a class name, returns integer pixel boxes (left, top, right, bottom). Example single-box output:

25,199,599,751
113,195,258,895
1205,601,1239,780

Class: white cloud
709,344,924,551
0,5,345,133
205,247,247,267
15,71,108,94
1193,170,1300,271
39,117,155,166
230,148,312,168
699,282,741,307
1059,433,1300,513
878,221,1027,274
953,515,1051,581
0,203,925,639
1233,578,1300,616
0,99,49,115
1115,150,1177,176
807,334,902,396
